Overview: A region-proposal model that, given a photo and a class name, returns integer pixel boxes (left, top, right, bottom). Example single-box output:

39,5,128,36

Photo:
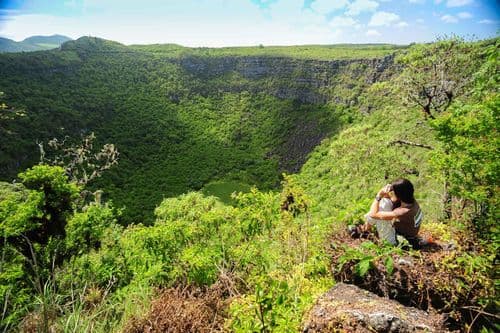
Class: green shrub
65,203,119,255
0,165,81,331
429,43,499,236
336,241,403,277
0,244,32,329
0,183,43,238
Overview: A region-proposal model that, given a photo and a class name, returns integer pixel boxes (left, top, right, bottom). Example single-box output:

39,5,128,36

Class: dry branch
390,139,434,150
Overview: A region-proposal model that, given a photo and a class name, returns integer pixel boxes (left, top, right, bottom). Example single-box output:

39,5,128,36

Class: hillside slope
0,37,399,224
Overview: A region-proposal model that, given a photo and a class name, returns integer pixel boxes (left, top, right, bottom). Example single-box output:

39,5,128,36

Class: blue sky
0,0,498,46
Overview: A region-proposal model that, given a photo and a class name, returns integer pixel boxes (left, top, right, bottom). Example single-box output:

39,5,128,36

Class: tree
0,165,79,331
17,165,80,244
1,164,119,331
0,91,26,137
397,37,479,119
396,37,484,219
38,132,119,187
430,41,499,235
1,165,80,266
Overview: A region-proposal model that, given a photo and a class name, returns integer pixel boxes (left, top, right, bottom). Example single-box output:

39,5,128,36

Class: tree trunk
422,104,435,119
443,177,452,220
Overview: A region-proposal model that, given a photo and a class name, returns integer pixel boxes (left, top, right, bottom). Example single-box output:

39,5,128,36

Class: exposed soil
328,228,497,331
123,279,234,333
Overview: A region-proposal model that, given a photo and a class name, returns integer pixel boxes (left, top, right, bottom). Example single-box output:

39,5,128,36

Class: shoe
348,225,361,238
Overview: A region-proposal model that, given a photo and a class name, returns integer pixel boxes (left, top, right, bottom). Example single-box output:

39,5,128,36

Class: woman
360,178,423,246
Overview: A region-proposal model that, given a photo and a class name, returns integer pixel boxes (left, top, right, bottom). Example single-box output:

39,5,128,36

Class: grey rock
303,283,447,332
397,257,414,266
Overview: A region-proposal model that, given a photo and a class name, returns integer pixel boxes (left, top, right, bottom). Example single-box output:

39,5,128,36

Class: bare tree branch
397,38,478,119
390,139,434,150
39,132,119,186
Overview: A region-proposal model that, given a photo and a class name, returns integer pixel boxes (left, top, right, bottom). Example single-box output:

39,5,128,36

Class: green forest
0,36,498,332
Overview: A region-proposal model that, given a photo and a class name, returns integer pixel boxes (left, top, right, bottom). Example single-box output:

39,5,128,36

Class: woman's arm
368,185,399,220
369,206,398,220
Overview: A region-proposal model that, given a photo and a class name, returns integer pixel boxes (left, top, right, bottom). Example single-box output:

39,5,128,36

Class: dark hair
391,178,415,203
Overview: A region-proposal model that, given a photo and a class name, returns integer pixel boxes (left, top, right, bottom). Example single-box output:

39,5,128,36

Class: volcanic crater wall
174,54,396,172
177,54,395,104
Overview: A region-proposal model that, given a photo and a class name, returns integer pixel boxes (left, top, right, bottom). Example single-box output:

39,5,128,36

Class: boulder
303,283,448,333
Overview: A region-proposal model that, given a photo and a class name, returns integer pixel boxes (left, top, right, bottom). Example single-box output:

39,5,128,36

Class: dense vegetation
0,37,498,332
129,43,405,60
0,36,393,224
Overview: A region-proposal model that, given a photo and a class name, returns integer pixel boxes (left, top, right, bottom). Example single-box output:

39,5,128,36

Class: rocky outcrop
277,119,327,173
179,55,394,80
303,283,447,333
177,55,396,104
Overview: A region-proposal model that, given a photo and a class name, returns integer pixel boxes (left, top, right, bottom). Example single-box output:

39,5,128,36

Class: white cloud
366,29,381,36
457,12,472,19
368,11,401,26
441,14,458,23
408,0,425,4
396,21,409,27
416,18,425,23
478,19,498,25
345,0,379,16
0,14,82,41
446,0,473,7
435,0,444,3
329,16,359,28
311,0,349,15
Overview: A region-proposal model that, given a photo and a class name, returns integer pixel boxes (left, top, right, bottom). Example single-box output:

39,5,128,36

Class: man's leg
364,198,397,245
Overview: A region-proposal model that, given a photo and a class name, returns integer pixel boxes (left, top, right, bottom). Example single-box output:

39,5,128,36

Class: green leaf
356,258,372,277
385,256,394,275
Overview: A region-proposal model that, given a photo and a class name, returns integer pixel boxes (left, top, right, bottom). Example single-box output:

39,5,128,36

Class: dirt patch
328,228,497,331
123,280,234,333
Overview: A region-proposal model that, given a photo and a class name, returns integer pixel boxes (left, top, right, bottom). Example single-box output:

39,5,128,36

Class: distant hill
0,34,72,53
